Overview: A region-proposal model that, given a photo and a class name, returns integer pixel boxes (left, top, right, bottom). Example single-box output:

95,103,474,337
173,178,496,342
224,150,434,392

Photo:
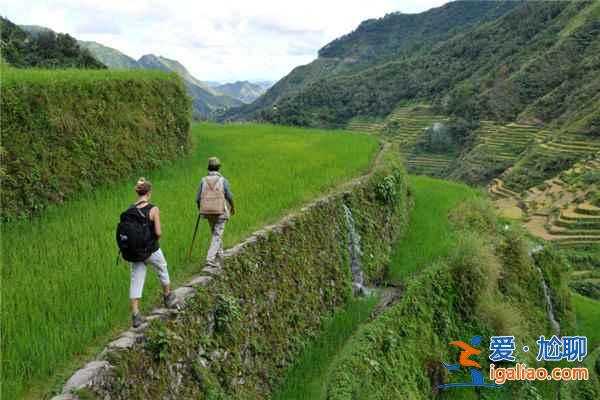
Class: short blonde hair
134,177,152,195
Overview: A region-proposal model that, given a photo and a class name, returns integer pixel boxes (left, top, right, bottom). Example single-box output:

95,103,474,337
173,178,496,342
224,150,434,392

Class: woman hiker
195,157,235,269
127,178,175,328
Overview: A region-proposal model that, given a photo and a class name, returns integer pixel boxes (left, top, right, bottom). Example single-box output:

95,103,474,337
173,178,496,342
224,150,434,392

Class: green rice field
272,296,379,400
386,175,480,282
572,292,600,348
1,122,378,399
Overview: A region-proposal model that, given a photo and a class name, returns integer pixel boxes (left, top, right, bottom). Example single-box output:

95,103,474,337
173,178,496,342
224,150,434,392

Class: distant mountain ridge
215,81,271,103
78,40,270,115
77,40,139,69
74,41,241,119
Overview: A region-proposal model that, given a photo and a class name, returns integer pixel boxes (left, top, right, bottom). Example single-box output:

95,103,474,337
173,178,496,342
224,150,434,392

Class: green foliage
532,249,575,330
1,122,378,400
569,279,600,301
582,170,600,186
449,197,498,236
503,146,580,191
0,68,191,219
213,294,242,335
375,174,398,204
0,17,105,69
145,321,178,362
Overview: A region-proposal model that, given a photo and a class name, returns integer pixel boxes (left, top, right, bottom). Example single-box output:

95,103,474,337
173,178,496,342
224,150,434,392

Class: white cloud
2,0,449,82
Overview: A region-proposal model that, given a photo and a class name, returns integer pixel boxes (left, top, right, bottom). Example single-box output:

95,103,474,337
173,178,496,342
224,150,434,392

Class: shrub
0,69,191,219
449,196,498,235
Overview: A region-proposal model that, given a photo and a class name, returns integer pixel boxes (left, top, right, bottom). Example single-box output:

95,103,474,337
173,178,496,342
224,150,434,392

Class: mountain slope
137,54,243,118
262,1,599,134
78,40,140,69
223,0,520,121
215,80,269,103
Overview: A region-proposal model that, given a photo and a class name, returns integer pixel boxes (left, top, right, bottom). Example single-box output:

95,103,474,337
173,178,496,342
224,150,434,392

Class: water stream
342,204,370,296
529,245,561,336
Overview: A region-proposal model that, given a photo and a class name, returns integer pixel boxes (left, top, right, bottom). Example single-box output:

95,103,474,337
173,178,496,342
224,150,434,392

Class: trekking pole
186,214,202,262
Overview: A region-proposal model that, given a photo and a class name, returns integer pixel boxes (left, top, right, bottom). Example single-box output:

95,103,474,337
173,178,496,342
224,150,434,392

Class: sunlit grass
386,175,480,282
272,295,379,400
1,122,378,399
572,292,600,348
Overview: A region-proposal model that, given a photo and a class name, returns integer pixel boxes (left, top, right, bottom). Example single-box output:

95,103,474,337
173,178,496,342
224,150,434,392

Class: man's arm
223,178,235,215
195,179,204,209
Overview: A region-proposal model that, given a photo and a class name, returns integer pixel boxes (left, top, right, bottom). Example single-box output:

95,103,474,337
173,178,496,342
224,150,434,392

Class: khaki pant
129,249,170,299
206,215,227,267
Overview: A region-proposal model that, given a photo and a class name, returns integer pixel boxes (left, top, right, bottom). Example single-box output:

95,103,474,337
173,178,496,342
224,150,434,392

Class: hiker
196,157,235,269
117,178,175,328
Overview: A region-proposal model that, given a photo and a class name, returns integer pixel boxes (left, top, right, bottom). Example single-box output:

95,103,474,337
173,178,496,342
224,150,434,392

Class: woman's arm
150,206,162,238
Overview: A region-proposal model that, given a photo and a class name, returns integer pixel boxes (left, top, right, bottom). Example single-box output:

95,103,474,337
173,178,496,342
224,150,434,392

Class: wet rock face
343,204,369,296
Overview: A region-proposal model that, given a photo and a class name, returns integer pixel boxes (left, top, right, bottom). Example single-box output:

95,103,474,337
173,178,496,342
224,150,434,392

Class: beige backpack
199,176,226,215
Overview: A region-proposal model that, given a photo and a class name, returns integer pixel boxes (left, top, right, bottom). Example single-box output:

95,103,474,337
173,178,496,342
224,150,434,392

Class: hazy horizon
2,0,448,82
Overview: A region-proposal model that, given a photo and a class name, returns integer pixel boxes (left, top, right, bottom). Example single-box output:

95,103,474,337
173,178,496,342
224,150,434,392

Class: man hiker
117,178,176,328
196,157,235,269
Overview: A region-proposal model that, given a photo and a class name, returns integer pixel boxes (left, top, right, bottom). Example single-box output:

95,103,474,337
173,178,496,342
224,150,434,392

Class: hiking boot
132,312,143,328
164,292,176,308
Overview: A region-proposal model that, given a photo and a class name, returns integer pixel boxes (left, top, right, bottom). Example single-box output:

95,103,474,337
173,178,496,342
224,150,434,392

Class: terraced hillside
491,159,600,247
346,118,384,133
502,129,600,191
382,105,453,176
477,121,539,161
449,121,549,185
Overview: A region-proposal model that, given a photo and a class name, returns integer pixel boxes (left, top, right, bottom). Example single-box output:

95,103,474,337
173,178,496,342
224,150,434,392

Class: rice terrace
1,1,599,400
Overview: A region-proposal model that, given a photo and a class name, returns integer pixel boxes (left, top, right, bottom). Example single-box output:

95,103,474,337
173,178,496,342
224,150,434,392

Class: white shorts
129,249,170,299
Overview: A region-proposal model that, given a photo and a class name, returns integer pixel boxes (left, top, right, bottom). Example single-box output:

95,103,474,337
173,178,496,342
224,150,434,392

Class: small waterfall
529,245,560,336
342,204,370,296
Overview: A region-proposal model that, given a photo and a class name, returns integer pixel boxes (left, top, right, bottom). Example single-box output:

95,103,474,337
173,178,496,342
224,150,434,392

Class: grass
1,122,378,400
385,175,480,282
572,292,600,349
272,295,379,400
0,67,174,84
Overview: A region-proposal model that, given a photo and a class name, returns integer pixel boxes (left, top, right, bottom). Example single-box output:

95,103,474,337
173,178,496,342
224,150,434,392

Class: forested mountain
215,80,270,103
0,17,105,69
223,0,520,121
258,1,600,136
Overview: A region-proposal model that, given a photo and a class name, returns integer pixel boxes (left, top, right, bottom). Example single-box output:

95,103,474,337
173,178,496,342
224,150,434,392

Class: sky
3,0,449,83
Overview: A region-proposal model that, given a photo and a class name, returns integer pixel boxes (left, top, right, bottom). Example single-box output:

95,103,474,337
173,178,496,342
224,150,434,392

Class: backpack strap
205,176,224,191
130,201,151,219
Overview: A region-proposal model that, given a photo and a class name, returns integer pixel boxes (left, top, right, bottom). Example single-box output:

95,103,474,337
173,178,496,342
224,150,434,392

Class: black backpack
116,203,154,262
